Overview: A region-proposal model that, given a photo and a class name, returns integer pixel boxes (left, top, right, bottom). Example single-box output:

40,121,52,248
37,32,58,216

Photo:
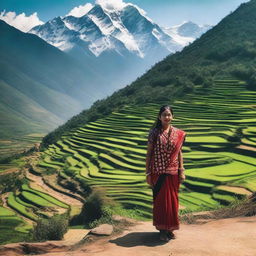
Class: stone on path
90,224,113,236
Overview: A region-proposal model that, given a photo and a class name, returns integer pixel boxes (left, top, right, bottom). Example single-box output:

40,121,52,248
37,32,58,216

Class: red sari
148,126,186,231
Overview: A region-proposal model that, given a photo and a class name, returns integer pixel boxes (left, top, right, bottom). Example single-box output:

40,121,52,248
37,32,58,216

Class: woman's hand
179,172,186,183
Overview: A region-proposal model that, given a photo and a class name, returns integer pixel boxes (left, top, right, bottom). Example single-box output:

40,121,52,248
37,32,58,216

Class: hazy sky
0,0,250,28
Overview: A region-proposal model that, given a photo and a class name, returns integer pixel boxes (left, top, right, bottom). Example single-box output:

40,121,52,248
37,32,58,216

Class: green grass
21,184,69,209
0,214,32,245
0,206,16,217
7,192,37,221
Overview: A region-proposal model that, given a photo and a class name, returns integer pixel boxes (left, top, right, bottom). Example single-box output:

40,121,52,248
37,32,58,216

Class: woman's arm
145,142,153,186
178,150,186,183
146,142,153,173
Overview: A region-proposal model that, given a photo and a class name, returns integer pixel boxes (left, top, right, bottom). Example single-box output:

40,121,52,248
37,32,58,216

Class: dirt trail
32,215,256,256
26,171,83,207
237,144,256,152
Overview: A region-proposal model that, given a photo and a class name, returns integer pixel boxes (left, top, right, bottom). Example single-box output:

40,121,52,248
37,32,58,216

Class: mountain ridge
0,19,105,154
29,2,208,58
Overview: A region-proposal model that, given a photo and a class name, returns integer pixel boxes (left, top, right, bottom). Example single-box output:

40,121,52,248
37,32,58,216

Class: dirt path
236,144,256,152
26,171,83,207
32,215,256,256
0,168,20,176
217,185,252,195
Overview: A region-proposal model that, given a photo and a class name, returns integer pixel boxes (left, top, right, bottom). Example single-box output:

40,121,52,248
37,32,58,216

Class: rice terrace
1,79,255,245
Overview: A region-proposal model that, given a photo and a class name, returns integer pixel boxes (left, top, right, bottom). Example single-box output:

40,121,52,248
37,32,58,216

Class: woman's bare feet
159,230,170,242
167,231,176,239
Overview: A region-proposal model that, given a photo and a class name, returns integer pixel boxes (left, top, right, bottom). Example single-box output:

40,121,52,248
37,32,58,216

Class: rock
63,229,90,245
90,224,113,236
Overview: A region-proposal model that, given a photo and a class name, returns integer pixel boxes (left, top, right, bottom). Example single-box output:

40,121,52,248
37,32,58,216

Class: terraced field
1,80,255,244
34,80,255,217
0,205,33,245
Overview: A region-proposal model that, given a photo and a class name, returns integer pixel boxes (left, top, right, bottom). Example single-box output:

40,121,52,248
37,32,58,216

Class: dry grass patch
180,192,256,224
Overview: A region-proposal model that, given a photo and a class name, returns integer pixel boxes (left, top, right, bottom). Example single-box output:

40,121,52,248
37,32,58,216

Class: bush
0,171,25,194
32,214,69,241
83,188,108,223
88,206,113,228
71,188,115,227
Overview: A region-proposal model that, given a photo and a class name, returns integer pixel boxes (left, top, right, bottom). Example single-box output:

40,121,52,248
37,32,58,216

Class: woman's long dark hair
152,105,174,130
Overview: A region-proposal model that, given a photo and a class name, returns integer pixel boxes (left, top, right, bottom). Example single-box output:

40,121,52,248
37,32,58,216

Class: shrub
0,172,25,194
71,188,115,227
83,188,108,223
88,206,113,228
32,214,69,241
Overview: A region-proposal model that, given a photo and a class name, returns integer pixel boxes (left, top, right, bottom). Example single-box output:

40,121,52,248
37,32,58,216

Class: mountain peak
29,0,209,58
96,0,127,12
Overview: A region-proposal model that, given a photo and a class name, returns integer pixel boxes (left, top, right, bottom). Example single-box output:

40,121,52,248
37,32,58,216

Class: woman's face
159,109,173,126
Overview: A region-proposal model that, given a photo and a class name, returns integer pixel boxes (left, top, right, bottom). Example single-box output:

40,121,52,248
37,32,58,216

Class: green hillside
0,20,105,158
36,79,256,217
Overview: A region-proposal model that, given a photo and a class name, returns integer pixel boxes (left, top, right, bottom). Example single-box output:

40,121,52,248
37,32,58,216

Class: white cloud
96,0,151,22
66,3,93,17
96,0,127,11
0,10,44,32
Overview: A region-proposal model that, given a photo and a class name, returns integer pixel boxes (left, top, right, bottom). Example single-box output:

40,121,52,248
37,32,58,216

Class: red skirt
151,173,180,231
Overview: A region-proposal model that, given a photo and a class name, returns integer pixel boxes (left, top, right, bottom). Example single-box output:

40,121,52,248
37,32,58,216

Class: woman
146,105,186,242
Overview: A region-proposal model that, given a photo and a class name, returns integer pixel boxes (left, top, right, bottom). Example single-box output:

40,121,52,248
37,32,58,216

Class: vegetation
0,206,32,245
180,192,256,224
36,79,256,218
71,188,115,228
0,171,25,194
32,213,69,241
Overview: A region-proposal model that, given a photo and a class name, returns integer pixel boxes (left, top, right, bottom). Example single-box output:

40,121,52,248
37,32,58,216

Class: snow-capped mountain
163,21,212,47
30,3,209,58
29,1,211,95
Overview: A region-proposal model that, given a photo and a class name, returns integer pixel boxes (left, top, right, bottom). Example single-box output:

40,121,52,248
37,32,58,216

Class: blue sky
0,0,249,27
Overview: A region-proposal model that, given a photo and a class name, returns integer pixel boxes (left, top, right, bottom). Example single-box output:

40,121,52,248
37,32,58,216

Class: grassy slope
0,20,104,158
36,80,255,217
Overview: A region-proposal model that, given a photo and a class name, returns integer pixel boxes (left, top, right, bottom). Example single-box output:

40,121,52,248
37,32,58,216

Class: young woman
146,105,186,242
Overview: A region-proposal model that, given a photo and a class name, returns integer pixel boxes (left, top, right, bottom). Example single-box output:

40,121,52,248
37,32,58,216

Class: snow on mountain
30,16,79,51
30,2,211,60
177,21,211,38
29,2,183,58
163,21,211,47
27,1,212,108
